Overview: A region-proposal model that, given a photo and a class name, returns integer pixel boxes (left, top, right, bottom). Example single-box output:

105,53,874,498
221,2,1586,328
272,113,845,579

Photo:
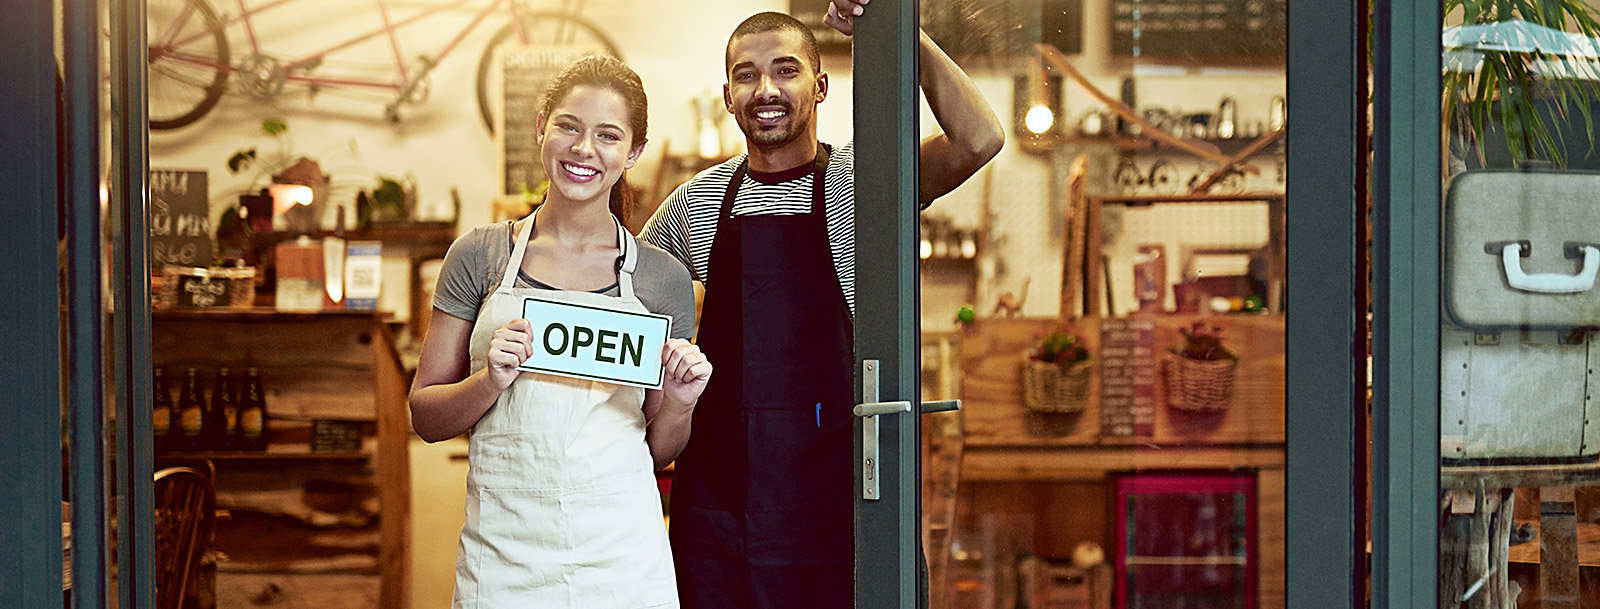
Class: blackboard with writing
501,45,607,196
1099,318,1156,438
1110,0,1284,60
150,169,213,269
789,0,1083,58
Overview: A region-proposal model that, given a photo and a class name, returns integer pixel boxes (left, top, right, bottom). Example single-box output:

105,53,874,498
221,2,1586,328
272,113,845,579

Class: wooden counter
946,315,1287,608
153,308,411,609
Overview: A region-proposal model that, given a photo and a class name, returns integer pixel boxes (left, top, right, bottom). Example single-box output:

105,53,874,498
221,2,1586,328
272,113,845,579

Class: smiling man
640,2,1003,607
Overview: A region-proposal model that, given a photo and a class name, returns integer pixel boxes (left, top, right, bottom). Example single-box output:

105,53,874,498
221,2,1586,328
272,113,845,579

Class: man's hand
660,339,713,408
824,0,867,36
486,318,534,390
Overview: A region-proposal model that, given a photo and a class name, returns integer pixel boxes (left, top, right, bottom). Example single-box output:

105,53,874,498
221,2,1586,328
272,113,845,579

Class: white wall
149,0,1285,324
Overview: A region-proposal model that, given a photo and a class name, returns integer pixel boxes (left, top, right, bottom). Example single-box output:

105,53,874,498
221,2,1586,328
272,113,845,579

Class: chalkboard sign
500,45,610,196
790,0,1083,58
150,169,213,269
1110,0,1284,60
1099,318,1156,438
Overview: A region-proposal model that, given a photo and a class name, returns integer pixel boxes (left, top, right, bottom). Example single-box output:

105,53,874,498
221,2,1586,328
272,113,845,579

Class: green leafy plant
1172,320,1236,362
1444,0,1600,167
1029,328,1091,369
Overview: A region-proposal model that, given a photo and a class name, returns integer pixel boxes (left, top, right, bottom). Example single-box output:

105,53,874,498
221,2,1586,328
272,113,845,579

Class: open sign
517,296,671,389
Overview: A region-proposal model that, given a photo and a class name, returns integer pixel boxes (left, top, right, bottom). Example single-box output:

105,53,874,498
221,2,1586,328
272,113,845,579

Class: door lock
855,360,961,500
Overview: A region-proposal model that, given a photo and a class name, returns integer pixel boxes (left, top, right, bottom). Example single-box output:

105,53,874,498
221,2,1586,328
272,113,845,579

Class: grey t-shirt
432,221,696,339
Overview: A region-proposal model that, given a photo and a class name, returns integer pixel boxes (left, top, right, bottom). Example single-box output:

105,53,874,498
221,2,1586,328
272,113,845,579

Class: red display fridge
1114,472,1257,609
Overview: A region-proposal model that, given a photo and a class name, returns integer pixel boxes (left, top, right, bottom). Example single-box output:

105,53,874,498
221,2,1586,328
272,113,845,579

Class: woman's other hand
661,338,712,407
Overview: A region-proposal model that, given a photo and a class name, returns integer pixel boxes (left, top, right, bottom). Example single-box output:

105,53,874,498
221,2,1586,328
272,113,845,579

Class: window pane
918,1,1287,607
1438,2,1600,607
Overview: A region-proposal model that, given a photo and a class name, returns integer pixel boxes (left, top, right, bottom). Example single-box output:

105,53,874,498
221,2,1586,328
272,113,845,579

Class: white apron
453,210,678,609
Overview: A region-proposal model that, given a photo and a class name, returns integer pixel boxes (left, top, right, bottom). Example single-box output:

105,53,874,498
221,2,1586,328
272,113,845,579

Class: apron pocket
473,487,569,604
743,407,852,514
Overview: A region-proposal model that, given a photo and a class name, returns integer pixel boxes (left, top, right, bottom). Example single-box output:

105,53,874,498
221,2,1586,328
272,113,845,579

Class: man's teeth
564,163,597,176
756,110,785,119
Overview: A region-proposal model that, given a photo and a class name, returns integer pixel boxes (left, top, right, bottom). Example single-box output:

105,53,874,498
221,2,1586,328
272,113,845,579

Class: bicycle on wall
146,0,620,131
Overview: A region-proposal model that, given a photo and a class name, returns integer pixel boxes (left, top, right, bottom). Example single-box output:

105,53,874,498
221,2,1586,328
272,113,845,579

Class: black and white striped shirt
640,141,858,313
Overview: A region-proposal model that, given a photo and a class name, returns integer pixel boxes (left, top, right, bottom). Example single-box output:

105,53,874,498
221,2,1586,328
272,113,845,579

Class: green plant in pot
1022,328,1093,414
1165,320,1238,412
1444,0,1600,168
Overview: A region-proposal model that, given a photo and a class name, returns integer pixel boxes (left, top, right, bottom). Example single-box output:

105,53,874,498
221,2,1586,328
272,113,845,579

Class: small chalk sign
150,169,213,268
518,296,671,389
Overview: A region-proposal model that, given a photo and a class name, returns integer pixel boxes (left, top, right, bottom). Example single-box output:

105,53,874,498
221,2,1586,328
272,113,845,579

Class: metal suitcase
1441,170,1600,461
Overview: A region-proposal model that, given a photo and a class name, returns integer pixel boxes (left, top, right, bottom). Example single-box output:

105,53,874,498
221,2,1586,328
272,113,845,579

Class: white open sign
517,296,671,389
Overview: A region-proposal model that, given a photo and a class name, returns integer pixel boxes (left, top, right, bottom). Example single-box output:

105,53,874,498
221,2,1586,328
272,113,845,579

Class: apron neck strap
502,206,639,299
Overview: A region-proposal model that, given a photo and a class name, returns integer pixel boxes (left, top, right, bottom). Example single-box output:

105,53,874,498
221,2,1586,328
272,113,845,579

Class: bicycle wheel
148,0,229,130
475,11,622,134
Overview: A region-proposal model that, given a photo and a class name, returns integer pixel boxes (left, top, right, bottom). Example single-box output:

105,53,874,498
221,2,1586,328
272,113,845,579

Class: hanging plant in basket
1164,320,1238,412
1021,328,1093,414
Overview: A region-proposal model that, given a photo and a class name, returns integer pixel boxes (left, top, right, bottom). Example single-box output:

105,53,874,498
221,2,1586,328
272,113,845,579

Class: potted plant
1021,328,1093,414
1164,320,1238,412
1444,0,1600,168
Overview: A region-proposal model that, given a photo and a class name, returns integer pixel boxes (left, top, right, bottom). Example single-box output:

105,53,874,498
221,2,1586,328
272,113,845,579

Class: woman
409,55,709,609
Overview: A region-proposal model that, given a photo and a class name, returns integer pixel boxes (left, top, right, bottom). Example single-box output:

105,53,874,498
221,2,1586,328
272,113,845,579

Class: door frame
1372,0,1444,607
852,1,924,607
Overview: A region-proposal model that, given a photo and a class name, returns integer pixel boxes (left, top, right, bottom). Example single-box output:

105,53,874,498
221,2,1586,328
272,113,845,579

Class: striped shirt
640,141,858,313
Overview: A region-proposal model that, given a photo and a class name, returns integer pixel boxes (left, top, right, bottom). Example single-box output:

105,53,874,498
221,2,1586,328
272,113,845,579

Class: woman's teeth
563,163,597,176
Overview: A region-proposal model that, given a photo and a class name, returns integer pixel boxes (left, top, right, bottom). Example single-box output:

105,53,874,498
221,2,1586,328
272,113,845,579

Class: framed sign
518,296,671,389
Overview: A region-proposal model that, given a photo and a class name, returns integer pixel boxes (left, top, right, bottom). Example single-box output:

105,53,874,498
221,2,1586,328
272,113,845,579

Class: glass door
853,0,1363,607
1378,0,1600,607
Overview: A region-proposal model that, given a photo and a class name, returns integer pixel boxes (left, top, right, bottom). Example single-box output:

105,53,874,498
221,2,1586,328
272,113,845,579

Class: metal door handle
855,401,911,417
855,363,965,501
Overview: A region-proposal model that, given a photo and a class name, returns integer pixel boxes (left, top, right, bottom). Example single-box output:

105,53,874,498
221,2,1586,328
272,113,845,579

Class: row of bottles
152,366,268,452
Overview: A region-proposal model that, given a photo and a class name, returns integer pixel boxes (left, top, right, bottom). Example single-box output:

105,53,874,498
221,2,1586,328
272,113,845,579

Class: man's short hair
724,11,821,75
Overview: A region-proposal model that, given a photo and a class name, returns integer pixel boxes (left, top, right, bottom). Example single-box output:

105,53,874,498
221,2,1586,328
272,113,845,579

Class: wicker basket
1163,352,1237,412
1021,353,1092,414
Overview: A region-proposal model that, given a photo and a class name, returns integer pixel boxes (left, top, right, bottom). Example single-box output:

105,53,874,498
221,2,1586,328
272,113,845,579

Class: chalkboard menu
789,0,1082,58
1100,318,1156,438
1110,0,1284,60
500,45,608,195
150,169,213,269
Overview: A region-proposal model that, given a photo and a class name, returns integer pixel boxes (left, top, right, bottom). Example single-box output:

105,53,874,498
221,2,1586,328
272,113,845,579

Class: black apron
670,145,855,609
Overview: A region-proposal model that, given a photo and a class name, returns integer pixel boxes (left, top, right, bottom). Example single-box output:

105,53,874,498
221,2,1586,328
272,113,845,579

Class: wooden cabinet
153,310,411,609
941,316,1286,609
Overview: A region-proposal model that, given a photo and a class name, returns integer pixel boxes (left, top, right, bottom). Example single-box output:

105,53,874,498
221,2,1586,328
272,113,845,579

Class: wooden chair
153,464,215,609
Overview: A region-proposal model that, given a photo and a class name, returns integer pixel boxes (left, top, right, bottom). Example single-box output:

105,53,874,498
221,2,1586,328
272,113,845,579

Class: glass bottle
236,367,268,451
152,367,176,452
205,367,238,450
176,367,205,451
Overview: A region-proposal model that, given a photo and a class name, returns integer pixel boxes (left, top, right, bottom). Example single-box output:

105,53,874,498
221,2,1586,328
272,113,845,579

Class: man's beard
737,101,813,148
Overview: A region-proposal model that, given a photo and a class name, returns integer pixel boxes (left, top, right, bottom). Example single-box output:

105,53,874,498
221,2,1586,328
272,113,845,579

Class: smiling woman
406,55,710,609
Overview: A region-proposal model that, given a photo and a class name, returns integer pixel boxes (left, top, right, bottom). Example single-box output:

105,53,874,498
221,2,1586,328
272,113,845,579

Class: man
640,1,1003,607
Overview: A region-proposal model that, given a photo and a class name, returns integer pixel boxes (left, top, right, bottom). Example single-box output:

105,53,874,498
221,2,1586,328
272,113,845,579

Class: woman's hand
660,339,712,408
486,318,534,389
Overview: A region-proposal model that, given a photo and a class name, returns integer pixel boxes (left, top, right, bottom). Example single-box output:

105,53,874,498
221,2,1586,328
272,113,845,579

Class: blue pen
815,403,822,427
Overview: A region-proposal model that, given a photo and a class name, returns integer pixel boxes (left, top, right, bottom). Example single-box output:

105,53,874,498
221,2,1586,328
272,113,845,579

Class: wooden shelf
154,307,392,321
158,450,370,461
1442,460,1600,490
1021,133,1278,156
246,221,456,249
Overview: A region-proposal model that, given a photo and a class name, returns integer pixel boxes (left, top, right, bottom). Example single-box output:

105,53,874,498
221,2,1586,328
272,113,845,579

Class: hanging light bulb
1022,55,1055,136
1025,104,1055,135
